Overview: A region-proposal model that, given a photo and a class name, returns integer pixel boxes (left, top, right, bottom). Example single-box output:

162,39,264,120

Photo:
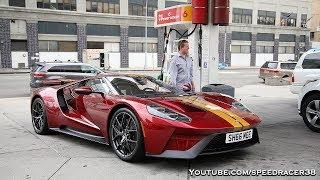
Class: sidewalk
0,68,30,74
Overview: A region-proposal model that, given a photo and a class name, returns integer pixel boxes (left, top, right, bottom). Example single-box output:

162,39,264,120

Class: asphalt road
0,74,30,98
0,69,261,98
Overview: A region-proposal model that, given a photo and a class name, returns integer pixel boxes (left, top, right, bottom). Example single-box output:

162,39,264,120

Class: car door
81,78,114,136
59,80,102,136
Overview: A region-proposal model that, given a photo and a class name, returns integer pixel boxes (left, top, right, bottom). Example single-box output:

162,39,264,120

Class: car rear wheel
109,108,145,162
31,98,49,134
301,94,320,133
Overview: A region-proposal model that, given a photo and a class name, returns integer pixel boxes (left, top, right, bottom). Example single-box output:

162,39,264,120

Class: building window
231,45,251,53
129,0,158,17
165,1,186,8
232,8,252,24
104,42,120,52
256,46,274,53
257,33,275,41
301,14,308,28
231,32,252,41
11,40,27,51
311,32,315,40
86,24,120,36
129,42,144,52
147,43,158,53
86,0,120,14
280,13,297,27
39,41,76,52
257,10,276,25
279,34,296,42
38,21,77,35
128,26,158,38
9,0,25,7
279,46,294,54
37,0,77,11
87,42,104,49
128,43,157,53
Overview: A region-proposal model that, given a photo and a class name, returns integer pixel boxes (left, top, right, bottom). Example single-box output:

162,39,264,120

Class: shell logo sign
154,4,192,28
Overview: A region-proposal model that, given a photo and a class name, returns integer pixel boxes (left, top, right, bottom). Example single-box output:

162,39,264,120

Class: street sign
154,4,192,28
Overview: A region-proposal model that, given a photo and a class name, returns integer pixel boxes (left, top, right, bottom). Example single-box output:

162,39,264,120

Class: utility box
192,0,209,24
212,0,230,26
202,84,235,97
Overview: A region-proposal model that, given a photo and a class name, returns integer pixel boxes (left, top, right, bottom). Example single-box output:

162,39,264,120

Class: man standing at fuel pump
168,40,194,92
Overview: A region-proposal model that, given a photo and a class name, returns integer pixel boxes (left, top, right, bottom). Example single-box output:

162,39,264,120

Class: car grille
201,128,259,154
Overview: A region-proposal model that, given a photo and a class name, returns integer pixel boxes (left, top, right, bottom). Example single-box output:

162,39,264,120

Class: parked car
31,74,261,162
298,79,320,132
291,49,320,94
30,62,103,89
259,61,297,82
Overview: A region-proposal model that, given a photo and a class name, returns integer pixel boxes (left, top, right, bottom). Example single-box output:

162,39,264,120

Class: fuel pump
155,0,231,93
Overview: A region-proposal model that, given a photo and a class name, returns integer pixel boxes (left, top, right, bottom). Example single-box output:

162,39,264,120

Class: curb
0,71,30,74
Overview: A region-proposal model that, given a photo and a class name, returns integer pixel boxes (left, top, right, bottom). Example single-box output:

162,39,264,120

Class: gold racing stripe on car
177,96,250,129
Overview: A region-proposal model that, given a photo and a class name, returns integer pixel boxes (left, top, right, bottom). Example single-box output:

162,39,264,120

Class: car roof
36,62,92,66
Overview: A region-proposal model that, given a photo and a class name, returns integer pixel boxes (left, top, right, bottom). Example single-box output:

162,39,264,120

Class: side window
267,62,278,69
48,66,63,72
280,63,297,70
48,65,82,73
81,65,97,74
86,79,110,94
302,53,320,69
65,65,82,73
262,62,269,68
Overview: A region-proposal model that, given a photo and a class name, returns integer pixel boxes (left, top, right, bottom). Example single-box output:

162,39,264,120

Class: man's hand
183,83,192,92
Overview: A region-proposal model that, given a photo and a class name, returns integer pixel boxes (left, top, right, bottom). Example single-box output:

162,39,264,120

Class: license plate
225,129,253,144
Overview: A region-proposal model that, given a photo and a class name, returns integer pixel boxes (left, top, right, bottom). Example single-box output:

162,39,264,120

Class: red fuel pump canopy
192,0,209,24
212,0,230,26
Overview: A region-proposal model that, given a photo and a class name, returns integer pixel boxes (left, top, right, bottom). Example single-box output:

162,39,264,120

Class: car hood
146,93,261,131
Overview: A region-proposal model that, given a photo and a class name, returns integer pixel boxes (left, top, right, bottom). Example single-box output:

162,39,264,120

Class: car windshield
106,76,188,98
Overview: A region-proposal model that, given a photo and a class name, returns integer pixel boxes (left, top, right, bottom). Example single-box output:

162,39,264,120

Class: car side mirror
74,86,93,95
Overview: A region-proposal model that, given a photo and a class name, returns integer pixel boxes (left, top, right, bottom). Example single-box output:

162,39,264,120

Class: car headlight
232,101,251,112
147,104,191,122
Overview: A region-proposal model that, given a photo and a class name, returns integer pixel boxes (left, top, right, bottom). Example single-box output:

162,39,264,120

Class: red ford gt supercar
31,74,261,162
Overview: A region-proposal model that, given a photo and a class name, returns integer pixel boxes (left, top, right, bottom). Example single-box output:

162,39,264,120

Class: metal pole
144,0,148,69
224,26,226,66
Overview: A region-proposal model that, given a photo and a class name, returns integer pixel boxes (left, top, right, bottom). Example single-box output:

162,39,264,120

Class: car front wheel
301,94,320,133
109,108,145,162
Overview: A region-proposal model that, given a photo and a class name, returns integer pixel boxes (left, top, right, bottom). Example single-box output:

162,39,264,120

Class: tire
109,108,145,162
31,98,50,135
301,94,320,133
